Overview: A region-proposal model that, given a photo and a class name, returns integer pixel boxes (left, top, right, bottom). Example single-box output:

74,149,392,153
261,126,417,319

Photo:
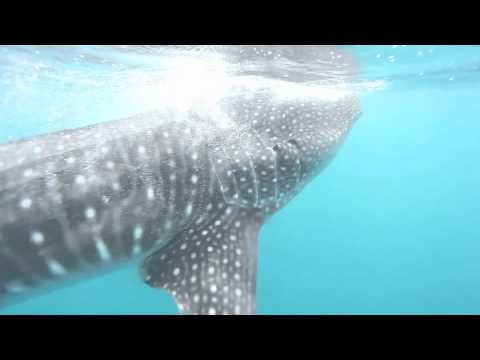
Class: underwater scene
0,45,479,315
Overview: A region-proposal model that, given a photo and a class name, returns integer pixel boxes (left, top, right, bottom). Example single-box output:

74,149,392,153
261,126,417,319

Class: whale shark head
247,86,361,188
210,81,362,210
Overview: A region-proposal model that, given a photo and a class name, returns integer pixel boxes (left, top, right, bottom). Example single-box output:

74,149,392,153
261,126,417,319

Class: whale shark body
0,46,362,314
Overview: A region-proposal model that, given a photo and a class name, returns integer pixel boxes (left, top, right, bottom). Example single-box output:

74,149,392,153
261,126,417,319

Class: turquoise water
1,45,480,314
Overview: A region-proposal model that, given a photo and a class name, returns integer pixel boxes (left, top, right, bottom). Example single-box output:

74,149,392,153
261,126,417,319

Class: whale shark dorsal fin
141,208,262,315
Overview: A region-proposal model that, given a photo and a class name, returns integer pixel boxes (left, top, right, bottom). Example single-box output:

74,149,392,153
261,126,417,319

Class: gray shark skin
0,46,362,314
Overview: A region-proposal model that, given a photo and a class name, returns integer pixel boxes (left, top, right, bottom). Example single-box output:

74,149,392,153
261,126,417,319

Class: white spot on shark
75,175,86,185
85,207,96,219
23,169,33,177
185,203,193,216
147,187,155,200
46,258,67,276
20,198,32,209
95,237,111,261
66,157,76,164
30,231,45,245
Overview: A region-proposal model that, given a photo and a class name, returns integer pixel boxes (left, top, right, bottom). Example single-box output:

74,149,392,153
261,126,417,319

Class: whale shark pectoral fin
141,209,262,315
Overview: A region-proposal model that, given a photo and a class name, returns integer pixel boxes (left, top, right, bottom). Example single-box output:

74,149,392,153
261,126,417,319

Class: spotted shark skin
0,46,362,314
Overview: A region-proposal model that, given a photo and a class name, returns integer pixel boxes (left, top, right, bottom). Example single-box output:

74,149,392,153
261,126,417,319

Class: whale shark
0,45,362,314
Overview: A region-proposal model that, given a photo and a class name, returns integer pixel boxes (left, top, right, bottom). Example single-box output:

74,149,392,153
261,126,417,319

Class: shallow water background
1,45,479,314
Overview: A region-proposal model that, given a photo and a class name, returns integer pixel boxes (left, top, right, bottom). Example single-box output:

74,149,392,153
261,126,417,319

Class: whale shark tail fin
141,207,261,315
